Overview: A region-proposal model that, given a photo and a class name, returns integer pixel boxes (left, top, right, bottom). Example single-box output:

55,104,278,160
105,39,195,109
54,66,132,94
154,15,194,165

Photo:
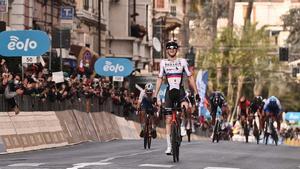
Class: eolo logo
0,30,50,57
7,36,38,51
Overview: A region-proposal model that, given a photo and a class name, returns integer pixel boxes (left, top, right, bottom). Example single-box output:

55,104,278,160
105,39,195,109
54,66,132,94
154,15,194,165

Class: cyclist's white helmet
145,83,154,93
269,96,277,102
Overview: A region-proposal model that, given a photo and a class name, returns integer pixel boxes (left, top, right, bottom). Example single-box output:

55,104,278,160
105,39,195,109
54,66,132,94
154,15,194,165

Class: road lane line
99,149,160,163
66,162,111,169
8,163,44,167
139,164,174,168
66,149,160,169
204,167,240,169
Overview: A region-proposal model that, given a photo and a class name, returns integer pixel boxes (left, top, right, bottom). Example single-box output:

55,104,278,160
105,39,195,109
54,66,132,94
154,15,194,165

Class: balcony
76,8,99,24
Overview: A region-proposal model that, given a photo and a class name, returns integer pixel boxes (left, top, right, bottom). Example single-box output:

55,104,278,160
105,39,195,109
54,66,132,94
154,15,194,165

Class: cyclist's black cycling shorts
141,98,156,115
164,87,186,115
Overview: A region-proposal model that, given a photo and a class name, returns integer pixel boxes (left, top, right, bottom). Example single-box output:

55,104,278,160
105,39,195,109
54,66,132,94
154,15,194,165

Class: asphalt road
0,139,299,169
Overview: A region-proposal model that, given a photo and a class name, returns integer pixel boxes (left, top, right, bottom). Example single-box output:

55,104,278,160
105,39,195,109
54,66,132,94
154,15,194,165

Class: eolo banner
94,57,134,77
0,30,50,57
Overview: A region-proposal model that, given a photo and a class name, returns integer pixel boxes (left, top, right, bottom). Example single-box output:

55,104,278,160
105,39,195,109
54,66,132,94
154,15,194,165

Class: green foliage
188,0,229,18
281,8,300,55
197,23,274,101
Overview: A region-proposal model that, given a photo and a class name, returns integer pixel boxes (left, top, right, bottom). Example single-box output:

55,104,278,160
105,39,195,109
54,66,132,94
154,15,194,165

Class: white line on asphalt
99,149,160,163
66,149,160,169
204,167,240,169
66,162,111,169
8,163,44,167
139,164,175,168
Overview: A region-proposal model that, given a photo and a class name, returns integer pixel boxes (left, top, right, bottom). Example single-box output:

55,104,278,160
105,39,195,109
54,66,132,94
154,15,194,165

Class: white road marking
204,167,240,169
66,149,160,169
66,162,111,169
8,163,44,167
139,164,174,168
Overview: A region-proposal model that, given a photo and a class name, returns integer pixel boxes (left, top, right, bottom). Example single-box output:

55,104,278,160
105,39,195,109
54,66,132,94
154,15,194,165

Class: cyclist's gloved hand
195,94,200,102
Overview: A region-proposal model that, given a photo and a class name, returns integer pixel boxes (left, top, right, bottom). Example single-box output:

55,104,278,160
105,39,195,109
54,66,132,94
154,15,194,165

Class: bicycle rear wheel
144,133,148,149
187,129,192,142
271,126,278,146
148,129,152,149
144,125,149,149
171,123,179,162
212,120,219,143
244,122,249,143
253,122,260,144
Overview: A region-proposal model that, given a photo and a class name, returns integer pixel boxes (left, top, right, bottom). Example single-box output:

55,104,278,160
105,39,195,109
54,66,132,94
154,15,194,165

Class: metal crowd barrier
0,94,120,113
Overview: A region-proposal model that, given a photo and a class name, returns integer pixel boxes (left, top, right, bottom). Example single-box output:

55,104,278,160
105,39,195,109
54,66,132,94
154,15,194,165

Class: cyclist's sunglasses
166,46,178,49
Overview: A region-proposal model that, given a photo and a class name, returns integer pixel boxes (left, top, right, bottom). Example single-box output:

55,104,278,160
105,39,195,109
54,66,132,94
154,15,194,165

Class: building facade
152,0,186,71
106,0,153,73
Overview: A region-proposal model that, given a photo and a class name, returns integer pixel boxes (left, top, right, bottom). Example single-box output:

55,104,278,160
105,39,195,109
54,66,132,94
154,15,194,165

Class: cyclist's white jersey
158,58,192,90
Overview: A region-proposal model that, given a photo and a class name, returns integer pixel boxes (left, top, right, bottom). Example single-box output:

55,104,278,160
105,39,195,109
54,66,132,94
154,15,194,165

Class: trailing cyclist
181,90,197,141
137,83,158,139
209,91,225,126
249,96,265,132
237,96,251,142
209,91,231,141
153,40,199,155
263,96,282,132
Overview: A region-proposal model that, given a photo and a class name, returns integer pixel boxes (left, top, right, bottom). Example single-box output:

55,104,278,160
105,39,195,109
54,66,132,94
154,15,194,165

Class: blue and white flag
196,70,208,117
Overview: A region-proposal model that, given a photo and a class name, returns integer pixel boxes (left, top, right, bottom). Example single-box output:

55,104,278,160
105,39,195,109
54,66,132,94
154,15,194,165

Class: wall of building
9,0,33,30
234,1,300,29
109,0,129,38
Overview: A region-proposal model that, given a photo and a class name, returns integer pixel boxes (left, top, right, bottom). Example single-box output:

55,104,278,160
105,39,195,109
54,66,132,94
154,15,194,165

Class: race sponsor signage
285,112,300,122
0,30,50,57
94,57,133,77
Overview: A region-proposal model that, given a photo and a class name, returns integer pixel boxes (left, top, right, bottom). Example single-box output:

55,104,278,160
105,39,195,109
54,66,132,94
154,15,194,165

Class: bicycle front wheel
171,123,179,162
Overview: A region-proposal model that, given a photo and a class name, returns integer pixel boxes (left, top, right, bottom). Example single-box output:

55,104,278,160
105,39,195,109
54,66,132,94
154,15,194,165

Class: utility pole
98,0,102,56
211,0,217,46
49,0,53,71
133,0,136,22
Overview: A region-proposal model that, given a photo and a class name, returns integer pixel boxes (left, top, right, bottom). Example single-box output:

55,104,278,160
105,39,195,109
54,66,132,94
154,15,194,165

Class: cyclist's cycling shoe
152,129,157,139
140,130,144,138
165,147,172,155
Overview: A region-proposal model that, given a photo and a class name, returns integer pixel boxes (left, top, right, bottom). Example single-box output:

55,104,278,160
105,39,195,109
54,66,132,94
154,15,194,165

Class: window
170,6,176,16
83,0,89,10
156,0,164,8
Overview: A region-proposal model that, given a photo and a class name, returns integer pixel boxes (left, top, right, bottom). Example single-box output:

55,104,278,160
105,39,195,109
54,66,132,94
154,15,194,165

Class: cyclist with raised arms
153,40,199,155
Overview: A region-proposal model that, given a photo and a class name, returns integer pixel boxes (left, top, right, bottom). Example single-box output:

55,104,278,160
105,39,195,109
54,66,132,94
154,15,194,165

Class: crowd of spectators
0,58,138,116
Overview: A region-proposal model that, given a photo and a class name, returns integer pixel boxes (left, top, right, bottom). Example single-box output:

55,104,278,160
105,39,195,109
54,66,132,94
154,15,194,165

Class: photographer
4,74,24,115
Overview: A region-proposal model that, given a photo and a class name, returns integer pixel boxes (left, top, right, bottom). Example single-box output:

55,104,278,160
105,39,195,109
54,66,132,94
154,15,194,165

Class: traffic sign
60,7,74,20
